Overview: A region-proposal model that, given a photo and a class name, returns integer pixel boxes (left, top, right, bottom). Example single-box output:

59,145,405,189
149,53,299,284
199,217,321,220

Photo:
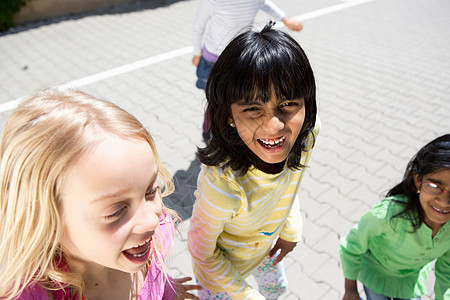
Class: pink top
17,214,176,300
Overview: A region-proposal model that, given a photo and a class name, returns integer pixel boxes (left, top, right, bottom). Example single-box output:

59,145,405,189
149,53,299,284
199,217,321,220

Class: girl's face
60,135,162,274
230,95,305,165
414,168,450,232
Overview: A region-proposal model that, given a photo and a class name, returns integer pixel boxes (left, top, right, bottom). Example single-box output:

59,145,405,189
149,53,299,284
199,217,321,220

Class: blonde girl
0,88,200,299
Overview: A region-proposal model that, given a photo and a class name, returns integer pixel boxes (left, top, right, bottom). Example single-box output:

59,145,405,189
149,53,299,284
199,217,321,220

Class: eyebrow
92,170,159,203
235,97,304,106
235,101,263,106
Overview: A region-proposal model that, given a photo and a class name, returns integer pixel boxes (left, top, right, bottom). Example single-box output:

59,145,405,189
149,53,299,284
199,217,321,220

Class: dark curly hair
197,23,317,175
388,134,450,231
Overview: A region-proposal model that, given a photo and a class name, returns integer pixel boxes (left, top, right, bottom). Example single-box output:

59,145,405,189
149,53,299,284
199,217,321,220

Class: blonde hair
0,88,175,299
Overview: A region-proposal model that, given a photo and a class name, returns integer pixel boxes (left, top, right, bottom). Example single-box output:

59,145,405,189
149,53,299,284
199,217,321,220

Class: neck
64,254,131,289
254,157,286,174
60,254,144,299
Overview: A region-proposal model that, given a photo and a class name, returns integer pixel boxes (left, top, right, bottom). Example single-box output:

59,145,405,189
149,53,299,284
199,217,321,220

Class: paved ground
1,0,449,298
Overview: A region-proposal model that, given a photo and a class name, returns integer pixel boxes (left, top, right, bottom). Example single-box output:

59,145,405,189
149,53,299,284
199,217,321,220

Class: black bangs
388,134,450,231
207,27,315,107
200,25,317,174
242,39,314,104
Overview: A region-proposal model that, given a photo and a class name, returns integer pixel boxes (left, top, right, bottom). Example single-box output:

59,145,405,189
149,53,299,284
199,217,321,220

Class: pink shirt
17,214,176,300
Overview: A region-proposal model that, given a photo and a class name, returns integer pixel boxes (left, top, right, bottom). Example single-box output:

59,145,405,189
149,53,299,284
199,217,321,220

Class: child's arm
434,249,450,300
260,0,286,22
340,204,388,299
192,0,213,63
271,194,302,265
261,0,303,32
342,278,360,300
187,168,265,299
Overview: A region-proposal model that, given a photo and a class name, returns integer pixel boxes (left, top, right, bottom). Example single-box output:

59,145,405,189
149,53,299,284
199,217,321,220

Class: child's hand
268,238,297,266
343,279,360,300
173,276,202,299
192,56,201,67
282,17,303,32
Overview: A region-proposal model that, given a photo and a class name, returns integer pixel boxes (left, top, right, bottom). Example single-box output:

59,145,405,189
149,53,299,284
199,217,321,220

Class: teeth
132,250,148,258
432,206,449,214
260,136,285,146
133,239,149,249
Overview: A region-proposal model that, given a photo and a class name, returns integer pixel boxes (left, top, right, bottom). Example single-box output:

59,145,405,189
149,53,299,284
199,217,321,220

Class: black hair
388,134,450,231
197,23,317,175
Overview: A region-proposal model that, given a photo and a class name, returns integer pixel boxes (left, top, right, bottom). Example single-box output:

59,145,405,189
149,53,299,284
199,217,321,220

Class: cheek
291,113,306,135
293,110,306,126
61,208,87,244
153,195,164,217
235,119,260,140
419,194,431,211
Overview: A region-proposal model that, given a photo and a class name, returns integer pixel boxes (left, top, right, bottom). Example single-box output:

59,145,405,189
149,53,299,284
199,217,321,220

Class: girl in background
0,88,200,299
188,24,319,299
340,134,450,300
192,0,303,141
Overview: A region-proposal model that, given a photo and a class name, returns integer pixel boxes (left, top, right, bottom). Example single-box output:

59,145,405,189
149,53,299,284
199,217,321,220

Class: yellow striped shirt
188,122,319,299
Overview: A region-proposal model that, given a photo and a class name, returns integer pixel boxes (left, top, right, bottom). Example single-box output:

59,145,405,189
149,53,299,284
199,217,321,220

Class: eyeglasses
420,181,450,196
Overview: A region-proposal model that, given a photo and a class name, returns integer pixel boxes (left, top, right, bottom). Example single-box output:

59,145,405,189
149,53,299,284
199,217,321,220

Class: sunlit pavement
1,0,449,298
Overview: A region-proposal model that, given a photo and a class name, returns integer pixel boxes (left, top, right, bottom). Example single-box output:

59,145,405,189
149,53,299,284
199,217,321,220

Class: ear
413,173,421,190
228,117,235,127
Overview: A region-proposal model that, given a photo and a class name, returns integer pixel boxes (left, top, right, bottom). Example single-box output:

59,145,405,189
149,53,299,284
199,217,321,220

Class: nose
441,191,450,204
261,111,284,135
132,199,161,235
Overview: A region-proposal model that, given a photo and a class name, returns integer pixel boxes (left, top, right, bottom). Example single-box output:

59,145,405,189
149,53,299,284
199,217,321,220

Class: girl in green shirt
340,134,450,300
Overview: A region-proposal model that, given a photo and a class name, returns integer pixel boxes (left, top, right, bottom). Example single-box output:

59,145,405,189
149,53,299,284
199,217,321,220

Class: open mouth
258,136,286,149
431,205,449,214
122,238,152,263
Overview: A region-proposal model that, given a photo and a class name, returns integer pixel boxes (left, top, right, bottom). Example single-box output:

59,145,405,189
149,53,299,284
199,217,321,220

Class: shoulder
197,164,244,209
200,164,241,189
312,116,321,137
157,213,175,252
159,213,174,237
304,117,321,151
15,283,49,300
363,195,408,224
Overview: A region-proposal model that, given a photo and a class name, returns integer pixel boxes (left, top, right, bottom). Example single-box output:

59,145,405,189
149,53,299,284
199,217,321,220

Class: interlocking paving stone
1,0,449,298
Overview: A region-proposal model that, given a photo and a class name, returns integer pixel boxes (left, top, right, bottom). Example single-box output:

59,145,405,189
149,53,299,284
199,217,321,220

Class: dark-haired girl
340,134,450,300
187,24,319,299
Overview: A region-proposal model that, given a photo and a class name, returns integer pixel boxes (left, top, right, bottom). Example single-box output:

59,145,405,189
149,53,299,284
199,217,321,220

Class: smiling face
230,95,305,166
414,168,450,232
60,134,162,274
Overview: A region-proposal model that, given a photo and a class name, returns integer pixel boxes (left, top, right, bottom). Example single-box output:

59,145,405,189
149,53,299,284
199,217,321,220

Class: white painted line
59,46,193,89
1,0,376,113
0,99,21,112
0,46,192,113
274,0,375,27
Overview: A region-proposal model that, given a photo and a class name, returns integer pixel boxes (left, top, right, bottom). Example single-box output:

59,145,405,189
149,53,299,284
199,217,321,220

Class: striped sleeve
187,166,264,299
260,0,286,21
279,193,302,242
192,0,213,55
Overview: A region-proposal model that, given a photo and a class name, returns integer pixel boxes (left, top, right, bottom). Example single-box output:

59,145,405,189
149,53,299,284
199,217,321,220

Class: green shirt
340,195,450,299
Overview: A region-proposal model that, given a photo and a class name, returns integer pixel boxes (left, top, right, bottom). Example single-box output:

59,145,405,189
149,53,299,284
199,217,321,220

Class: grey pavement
1,0,449,298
